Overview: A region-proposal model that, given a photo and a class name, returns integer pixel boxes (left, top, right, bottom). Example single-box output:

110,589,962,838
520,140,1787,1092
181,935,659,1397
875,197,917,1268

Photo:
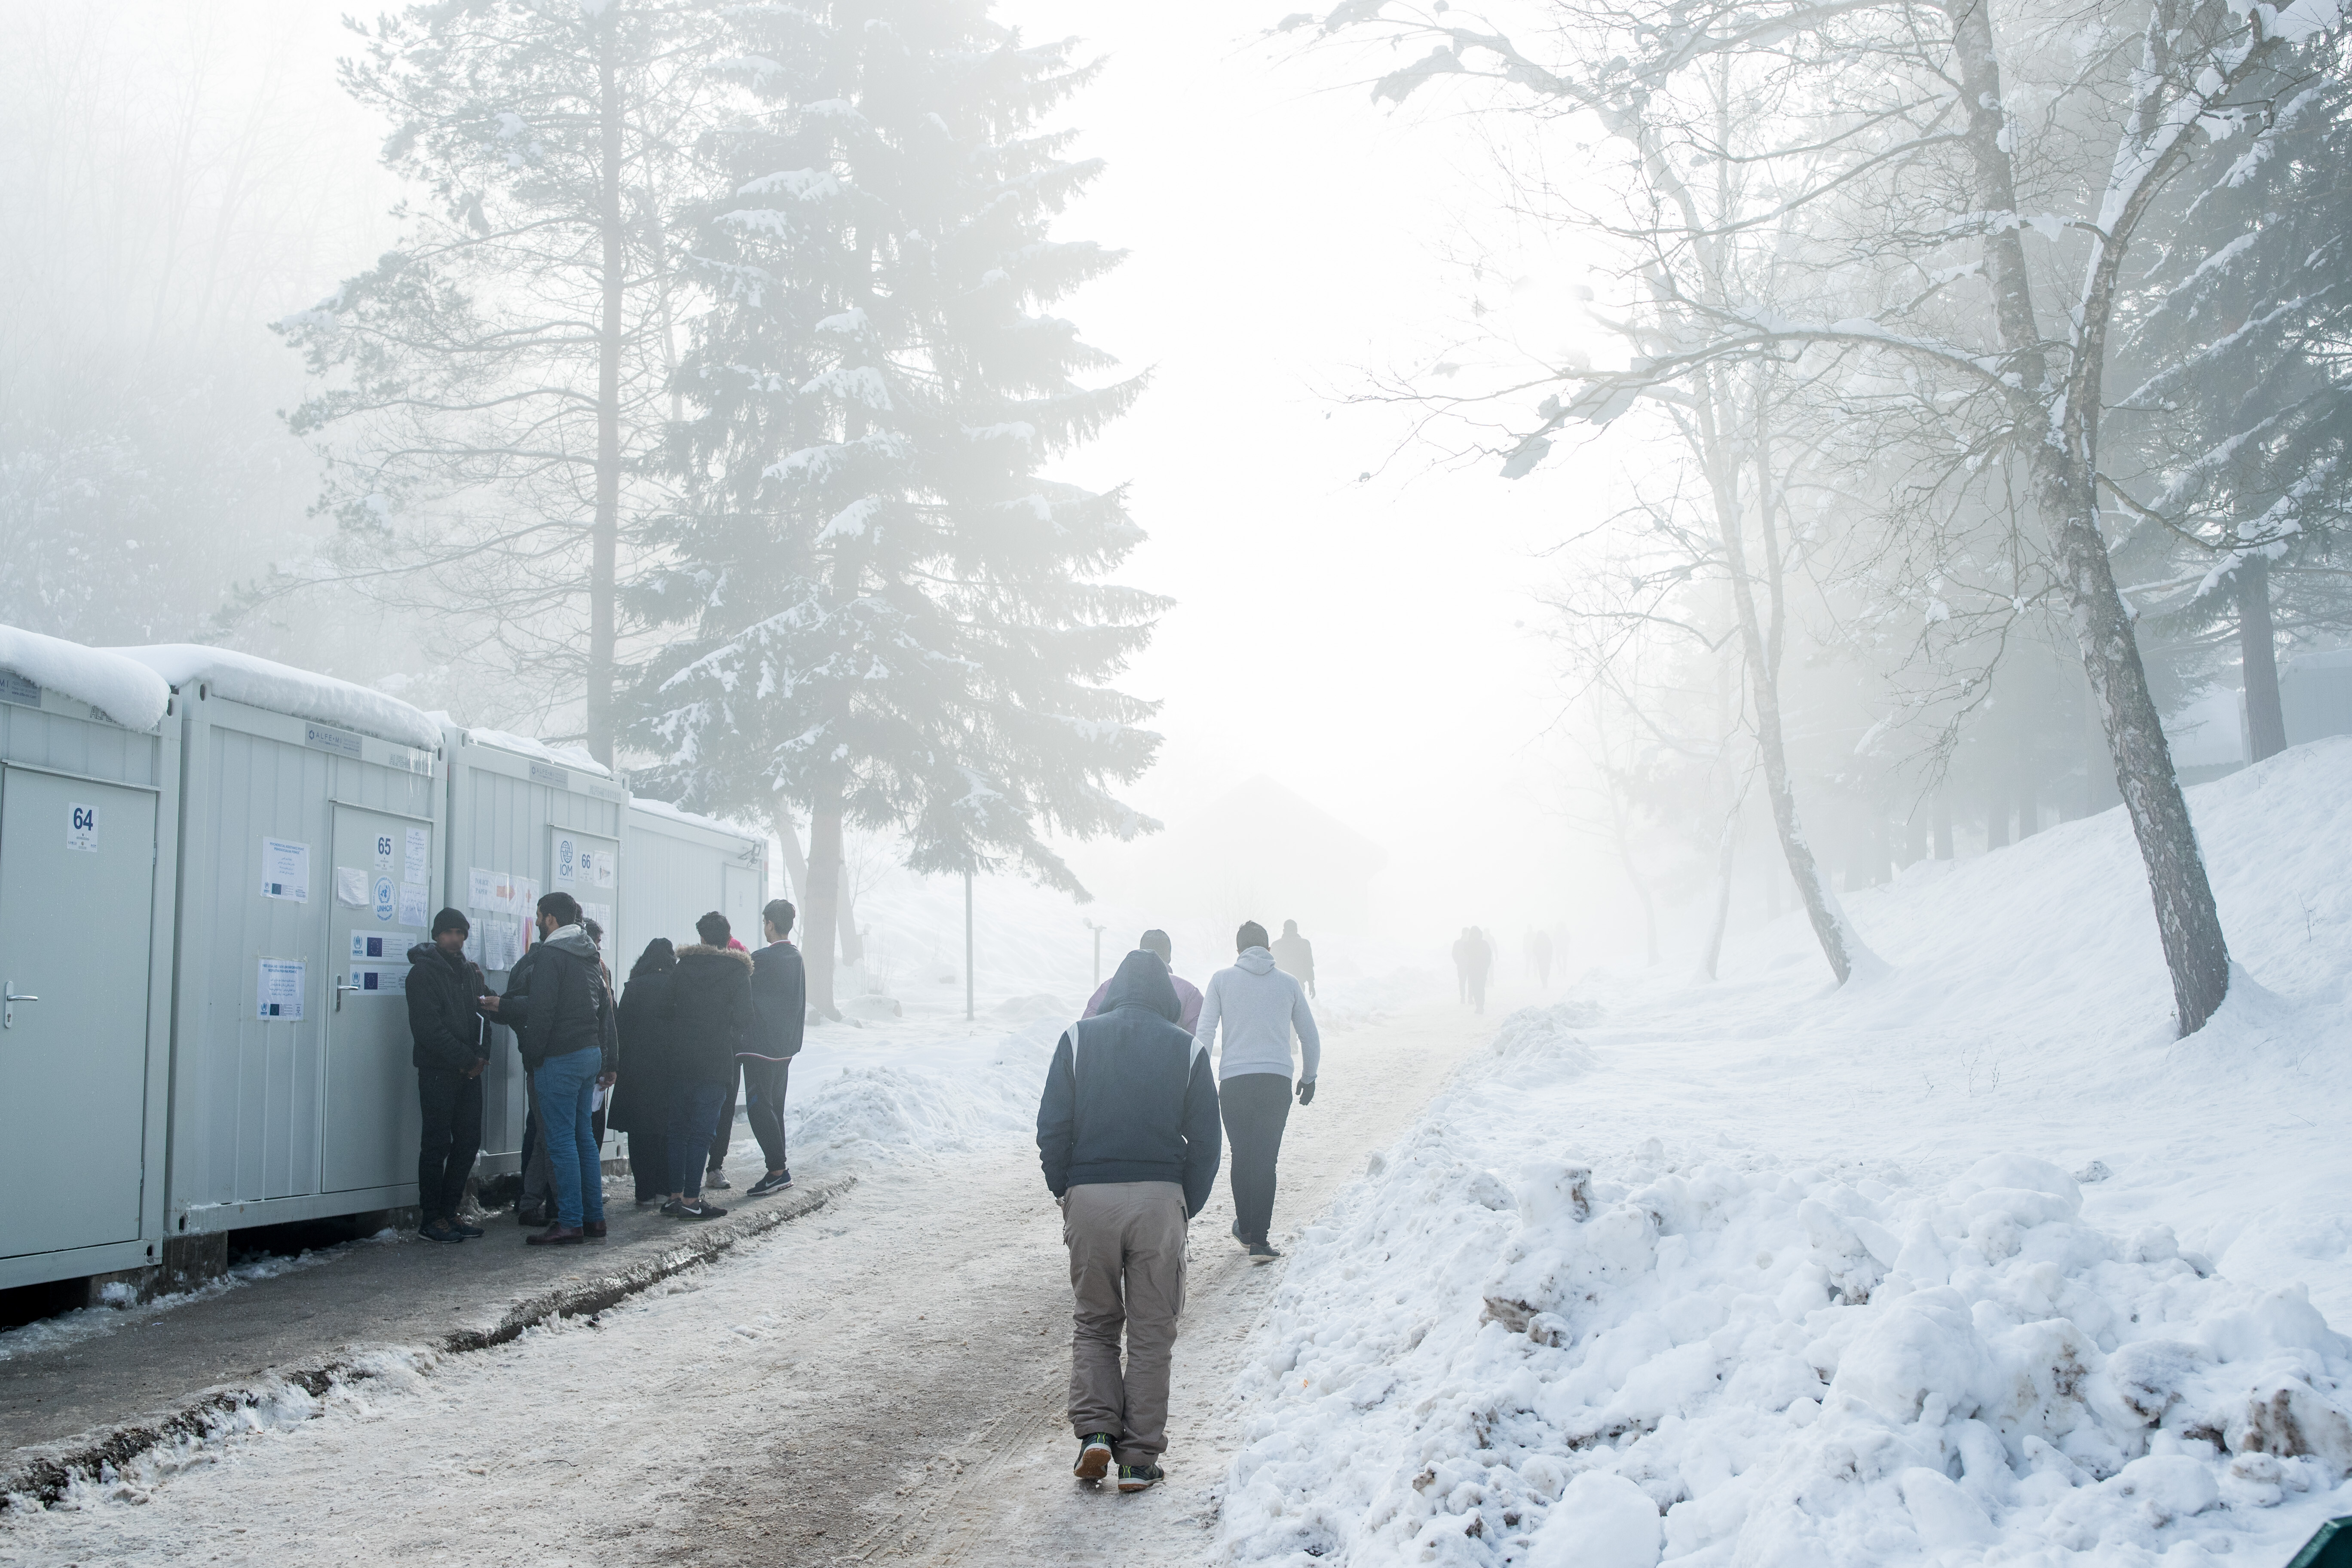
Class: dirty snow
1219,738,2352,1567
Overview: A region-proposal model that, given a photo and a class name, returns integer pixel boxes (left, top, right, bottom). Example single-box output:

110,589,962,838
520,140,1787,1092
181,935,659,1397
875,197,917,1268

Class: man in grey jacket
1194,921,1321,1262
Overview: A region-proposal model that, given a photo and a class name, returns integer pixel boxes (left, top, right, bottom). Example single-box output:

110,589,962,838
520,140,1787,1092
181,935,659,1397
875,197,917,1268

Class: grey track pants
1064,1181,1188,1467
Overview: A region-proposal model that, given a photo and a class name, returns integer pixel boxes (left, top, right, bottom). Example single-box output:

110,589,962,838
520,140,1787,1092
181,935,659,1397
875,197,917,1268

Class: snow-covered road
1,1001,1494,1566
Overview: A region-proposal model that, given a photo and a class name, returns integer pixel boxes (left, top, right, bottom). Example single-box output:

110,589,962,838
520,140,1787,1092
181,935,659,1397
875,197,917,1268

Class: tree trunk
1948,0,2230,1033
1697,793,1739,981
1933,790,1954,860
1985,789,2010,850
803,789,845,1020
2240,553,2287,762
1703,377,1865,982
771,800,808,905
2016,780,2038,839
586,15,623,767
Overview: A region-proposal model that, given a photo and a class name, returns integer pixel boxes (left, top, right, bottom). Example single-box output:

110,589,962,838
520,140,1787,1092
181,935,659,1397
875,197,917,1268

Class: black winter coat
609,966,679,1133
500,927,619,1073
406,942,489,1073
744,940,806,1060
669,944,754,1085
1036,950,1222,1217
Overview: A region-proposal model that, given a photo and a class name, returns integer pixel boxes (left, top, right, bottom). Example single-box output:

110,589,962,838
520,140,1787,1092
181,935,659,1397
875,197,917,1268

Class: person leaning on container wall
407,908,493,1244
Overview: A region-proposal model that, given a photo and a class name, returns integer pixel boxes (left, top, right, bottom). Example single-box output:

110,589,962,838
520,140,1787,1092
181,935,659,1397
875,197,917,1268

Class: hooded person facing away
1035,949,1221,1495
1080,928,1203,1034
1195,920,1321,1263
664,911,755,1219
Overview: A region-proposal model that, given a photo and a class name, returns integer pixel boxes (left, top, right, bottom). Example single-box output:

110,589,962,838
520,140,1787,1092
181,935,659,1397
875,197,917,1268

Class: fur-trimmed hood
676,943,754,971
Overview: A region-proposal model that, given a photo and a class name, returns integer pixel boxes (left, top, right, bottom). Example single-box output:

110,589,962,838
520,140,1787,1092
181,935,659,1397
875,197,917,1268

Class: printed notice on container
404,827,429,885
335,867,368,906
261,838,309,903
66,801,98,852
257,958,305,1020
398,882,428,928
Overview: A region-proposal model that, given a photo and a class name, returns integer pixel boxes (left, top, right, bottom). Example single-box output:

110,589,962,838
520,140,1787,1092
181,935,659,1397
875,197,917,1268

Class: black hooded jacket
671,943,755,1084
406,942,489,1073
609,952,679,1133
1036,950,1222,1217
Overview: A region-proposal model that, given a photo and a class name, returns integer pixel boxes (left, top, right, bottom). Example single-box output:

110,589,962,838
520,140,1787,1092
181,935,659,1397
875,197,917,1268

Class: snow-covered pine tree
632,0,1161,1017
2111,53,2352,763
275,0,718,762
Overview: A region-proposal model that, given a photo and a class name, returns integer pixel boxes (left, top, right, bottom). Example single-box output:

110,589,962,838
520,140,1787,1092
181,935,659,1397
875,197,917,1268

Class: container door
549,826,620,945
723,861,761,946
0,768,156,1257
321,806,433,1194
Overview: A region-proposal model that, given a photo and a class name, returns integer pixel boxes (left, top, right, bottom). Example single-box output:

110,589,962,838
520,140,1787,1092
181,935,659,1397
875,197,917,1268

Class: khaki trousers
1064,1181,1188,1466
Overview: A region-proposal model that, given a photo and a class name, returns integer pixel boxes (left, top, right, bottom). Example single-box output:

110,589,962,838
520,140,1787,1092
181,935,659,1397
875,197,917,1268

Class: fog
3,0,2343,1003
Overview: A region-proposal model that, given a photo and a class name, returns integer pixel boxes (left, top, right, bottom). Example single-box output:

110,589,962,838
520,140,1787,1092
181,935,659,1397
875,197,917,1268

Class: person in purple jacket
1081,930,1203,1035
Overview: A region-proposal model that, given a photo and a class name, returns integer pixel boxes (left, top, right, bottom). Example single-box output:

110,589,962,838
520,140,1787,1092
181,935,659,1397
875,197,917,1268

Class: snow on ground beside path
1219,739,2352,1568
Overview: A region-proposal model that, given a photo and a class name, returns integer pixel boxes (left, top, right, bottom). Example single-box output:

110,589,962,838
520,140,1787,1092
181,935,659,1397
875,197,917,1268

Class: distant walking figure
1082,929,1203,1035
1269,919,1316,999
1531,928,1554,989
1196,921,1321,1263
1451,928,1476,1004
1460,927,1494,1014
1036,949,1221,1494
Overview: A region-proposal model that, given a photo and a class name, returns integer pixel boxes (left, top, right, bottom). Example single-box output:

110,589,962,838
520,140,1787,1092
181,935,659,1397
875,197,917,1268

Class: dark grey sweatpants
1065,1180,1188,1467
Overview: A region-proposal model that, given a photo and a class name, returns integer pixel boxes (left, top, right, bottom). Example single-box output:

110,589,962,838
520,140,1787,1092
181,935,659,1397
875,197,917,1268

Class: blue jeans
534,1047,606,1229
667,1080,729,1200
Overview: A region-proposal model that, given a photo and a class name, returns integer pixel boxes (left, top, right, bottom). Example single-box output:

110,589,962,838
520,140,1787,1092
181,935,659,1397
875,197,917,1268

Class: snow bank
783,1018,1063,1161
0,623,171,732
117,644,440,750
1219,741,2352,1567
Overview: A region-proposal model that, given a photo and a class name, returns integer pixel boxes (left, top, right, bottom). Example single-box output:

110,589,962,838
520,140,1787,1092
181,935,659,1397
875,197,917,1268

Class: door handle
335,976,363,1013
2,982,34,1030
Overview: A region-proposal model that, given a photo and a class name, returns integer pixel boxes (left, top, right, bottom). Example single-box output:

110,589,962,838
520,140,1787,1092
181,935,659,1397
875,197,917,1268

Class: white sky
999,0,1613,949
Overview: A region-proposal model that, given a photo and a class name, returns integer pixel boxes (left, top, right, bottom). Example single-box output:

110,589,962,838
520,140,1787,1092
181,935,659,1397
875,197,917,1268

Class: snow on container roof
631,796,759,839
114,643,441,751
0,623,173,732
430,714,612,778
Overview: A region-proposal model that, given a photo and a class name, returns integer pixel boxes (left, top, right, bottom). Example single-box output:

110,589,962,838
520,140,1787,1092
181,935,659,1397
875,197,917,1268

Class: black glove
1296,1078,1316,1106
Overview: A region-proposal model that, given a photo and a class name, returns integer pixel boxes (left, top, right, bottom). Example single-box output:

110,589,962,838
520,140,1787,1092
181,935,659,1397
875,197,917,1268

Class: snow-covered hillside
1219,739,2352,1567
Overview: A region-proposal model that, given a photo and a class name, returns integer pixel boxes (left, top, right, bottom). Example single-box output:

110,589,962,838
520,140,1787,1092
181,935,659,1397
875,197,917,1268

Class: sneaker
1117,1462,1165,1493
1247,1241,1282,1265
704,1167,732,1191
659,1199,688,1217
1231,1217,1249,1249
747,1170,794,1197
419,1218,463,1244
517,1205,548,1227
450,1218,485,1239
583,1219,608,1238
678,1199,728,1221
527,1224,585,1246
1073,1433,1115,1482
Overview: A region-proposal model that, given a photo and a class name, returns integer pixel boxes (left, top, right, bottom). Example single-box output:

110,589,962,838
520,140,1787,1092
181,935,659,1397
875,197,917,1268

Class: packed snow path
1,1003,1493,1565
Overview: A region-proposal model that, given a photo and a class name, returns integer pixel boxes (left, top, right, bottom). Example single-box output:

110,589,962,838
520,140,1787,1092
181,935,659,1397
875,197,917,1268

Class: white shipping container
438,725,628,1174
125,646,446,1238
0,628,181,1289
619,799,768,971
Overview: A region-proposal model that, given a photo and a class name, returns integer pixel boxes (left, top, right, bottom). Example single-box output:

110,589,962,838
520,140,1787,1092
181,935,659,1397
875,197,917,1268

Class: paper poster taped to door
261,839,310,903
257,958,305,1020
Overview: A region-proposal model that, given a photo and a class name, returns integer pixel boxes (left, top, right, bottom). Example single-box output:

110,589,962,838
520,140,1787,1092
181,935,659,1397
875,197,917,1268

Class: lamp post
1082,918,1107,988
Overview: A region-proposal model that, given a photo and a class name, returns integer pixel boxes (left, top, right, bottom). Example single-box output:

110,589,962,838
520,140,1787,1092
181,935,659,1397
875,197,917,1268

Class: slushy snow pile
1221,740,2352,1568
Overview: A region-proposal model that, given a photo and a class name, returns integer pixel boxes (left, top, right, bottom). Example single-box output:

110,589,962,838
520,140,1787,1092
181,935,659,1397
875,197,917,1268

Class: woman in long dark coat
610,939,679,1206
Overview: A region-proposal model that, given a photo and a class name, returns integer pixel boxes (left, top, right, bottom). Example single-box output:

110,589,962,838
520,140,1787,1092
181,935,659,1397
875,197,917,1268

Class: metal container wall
163,689,442,1237
618,802,769,970
0,672,181,1289
439,728,628,1173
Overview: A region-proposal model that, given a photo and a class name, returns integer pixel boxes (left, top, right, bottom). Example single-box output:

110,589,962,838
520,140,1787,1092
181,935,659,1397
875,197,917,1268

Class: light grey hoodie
1197,946,1321,1084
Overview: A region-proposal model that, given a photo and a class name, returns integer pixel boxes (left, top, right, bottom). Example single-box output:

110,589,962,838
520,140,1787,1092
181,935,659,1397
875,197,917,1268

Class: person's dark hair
763,898,796,938
538,891,583,927
1236,920,1269,952
630,937,676,978
431,907,469,937
1282,919,1299,936
582,917,603,947
1139,928,1172,963
695,910,731,946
